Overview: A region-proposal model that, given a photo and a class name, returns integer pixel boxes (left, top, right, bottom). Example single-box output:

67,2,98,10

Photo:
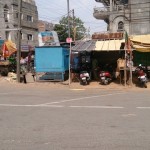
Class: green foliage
54,16,86,42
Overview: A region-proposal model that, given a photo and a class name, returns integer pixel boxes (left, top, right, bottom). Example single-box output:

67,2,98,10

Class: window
21,14,24,20
118,21,124,31
27,34,33,41
27,15,33,22
5,26,11,40
4,5,9,22
21,33,23,39
6,31,10,40
121,0,128,4
15,13,24,20
16,13,18,18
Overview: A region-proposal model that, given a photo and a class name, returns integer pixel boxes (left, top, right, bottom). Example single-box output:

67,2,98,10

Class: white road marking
137,107,150,109
0,103,124,109
122,114,136,117
0,92,23,95
0,104,64,107
0,91,35,95
0,92,126,108
70,89,85,91
1,104,150,110
39,92,125,106
70,106,124,109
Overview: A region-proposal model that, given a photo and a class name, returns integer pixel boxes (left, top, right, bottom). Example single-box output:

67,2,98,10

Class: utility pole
87,27,90,39
72,9,76,42
17,0,22,83
72,9,75,28
67,0,72,86
67,0,70,38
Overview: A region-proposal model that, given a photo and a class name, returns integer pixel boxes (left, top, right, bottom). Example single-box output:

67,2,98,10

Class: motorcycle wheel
144,82,147,88
104,80,109,85
87,80,90,85
80,80,86,85
80,81,83,85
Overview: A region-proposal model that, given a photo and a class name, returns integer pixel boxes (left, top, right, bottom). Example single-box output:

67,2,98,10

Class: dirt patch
0,76,150,90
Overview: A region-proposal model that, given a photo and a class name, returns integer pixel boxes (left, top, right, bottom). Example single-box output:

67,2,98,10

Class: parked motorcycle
99,71,112,85
99,64,116,85
79,71,90,85
135,64,148,88
79,53,91,85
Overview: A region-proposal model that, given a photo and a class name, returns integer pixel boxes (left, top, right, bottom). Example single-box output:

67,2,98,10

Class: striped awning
95,39,125,51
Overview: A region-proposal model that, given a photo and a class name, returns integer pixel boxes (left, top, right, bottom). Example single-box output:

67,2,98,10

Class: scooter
135,65,148,88
99,64,116,85
79,71,90,85
99,71,112,85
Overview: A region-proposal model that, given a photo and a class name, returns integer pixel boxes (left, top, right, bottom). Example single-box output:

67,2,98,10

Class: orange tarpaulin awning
2,40,17,57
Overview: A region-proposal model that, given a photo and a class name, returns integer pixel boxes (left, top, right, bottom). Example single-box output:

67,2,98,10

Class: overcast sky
35,0,107,34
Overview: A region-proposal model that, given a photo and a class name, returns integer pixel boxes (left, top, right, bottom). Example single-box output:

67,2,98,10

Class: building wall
94,0,150,35
110,15,126,32
129,0,150,35
109,0,150,35
0,0,8,40
108,1,129,33
38,20,54,32
0,0,39,49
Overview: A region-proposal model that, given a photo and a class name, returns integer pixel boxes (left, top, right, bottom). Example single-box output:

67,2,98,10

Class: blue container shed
35,46,69,81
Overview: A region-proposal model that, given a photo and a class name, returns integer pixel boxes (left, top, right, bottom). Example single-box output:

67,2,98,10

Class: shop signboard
38,31,60,46
21,45,35,52
21,45,29,52
92,32,124,40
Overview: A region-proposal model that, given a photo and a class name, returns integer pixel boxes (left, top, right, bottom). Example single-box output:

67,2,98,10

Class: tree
54,16,86,43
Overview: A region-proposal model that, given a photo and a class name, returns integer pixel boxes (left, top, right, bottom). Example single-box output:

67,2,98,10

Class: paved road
0,82,150,150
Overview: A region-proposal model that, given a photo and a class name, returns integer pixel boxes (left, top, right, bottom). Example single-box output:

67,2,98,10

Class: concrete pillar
110,0,113,11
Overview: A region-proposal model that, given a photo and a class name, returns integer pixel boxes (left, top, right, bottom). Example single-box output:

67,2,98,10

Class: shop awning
131,45,150,52
130,34,150,52
1,40,17,57
95,39,125,51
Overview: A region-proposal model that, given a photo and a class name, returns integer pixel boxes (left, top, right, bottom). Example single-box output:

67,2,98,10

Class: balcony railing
21,20,38,29
93,7,109,20
93,5,128,20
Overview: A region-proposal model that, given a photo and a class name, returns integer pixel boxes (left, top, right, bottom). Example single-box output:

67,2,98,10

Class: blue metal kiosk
35,46,69,81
